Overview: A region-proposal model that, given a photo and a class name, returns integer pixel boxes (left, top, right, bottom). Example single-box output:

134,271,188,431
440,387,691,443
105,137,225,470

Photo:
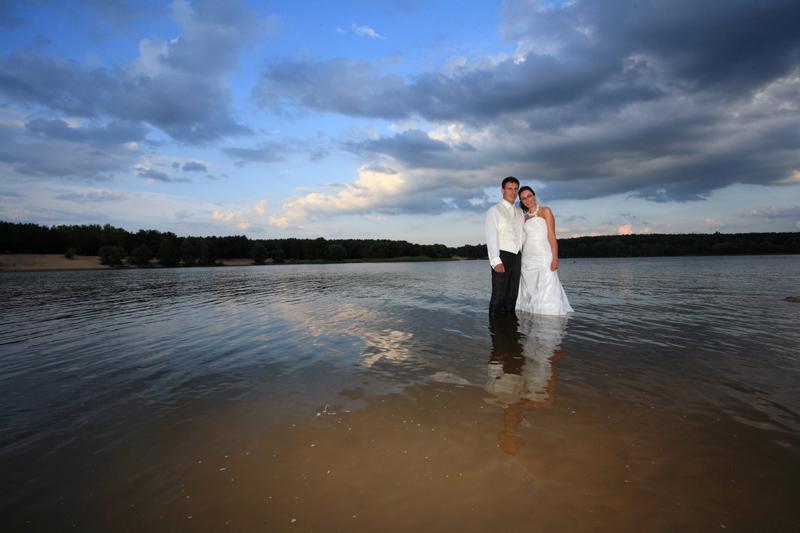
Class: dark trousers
489,250,521,316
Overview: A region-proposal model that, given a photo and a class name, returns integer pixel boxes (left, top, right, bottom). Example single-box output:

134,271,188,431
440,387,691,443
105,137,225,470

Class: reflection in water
486,313,569,455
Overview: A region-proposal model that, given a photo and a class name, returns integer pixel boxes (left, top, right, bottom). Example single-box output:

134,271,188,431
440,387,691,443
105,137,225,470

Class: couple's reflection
486,313,569,455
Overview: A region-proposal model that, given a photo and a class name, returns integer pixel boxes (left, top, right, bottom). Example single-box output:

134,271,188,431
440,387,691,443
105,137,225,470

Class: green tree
251,243,268,264
325,243,347,261
158,238,180,267
198,241,217,266
64,247,76,259
98,245,126,266
271,248,286,263
180,239,198,266
130,244,153,265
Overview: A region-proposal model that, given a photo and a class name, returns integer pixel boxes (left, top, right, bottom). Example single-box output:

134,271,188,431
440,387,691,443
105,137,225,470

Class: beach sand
0,254,263,272
0,254,109,271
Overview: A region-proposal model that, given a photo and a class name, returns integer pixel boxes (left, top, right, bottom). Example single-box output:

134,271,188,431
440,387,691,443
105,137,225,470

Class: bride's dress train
515,215,573,316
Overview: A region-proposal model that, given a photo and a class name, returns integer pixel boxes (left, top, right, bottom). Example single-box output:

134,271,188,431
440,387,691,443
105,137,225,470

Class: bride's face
520,190,536,210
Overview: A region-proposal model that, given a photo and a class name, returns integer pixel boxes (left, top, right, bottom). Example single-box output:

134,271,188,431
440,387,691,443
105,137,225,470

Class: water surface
2,256,799,531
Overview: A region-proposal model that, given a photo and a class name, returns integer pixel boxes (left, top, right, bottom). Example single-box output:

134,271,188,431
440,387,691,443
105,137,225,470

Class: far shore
0,254,462,272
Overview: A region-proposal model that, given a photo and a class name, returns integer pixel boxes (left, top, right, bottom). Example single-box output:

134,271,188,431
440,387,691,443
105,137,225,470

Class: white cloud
617,222,633,235
210,198,270,231
352,24,384,39
776,169,800,184
270,165,406,228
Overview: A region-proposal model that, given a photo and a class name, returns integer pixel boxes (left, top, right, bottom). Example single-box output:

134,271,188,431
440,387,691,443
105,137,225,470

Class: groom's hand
494,264,506,273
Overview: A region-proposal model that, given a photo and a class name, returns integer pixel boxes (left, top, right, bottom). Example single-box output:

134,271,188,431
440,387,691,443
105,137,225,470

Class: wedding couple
485,176,573,316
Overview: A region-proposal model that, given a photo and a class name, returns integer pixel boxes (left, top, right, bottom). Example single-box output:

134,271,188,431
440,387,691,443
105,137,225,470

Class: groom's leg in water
505,251,522,313
490,257,510,316
490,250,521,315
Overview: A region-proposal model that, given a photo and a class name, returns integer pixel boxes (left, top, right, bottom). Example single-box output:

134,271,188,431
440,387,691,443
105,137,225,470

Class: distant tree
64,247,76,259
325,243,347,261
158,238,180,267
129,244,153,265
98,245,126,266
271,248,286,263
251,243,267,264
180,239,198,266
198,241,217,266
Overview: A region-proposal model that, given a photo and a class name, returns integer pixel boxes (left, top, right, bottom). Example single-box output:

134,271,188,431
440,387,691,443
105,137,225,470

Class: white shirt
485,200,524,268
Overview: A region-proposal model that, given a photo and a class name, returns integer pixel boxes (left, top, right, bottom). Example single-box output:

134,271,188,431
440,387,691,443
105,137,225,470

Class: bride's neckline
527,205,540,218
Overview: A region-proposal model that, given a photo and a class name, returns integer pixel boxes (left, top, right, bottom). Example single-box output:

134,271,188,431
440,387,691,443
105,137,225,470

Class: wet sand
14,381,797,532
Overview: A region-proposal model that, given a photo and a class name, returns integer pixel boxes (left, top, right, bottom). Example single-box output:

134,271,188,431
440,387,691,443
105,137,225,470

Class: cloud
135,166,171,182
181,161,207,172
223,141,287,165
55,190,127,202
25,117,149,145
738,204,800,219
345,129,466,169
211,198,270,230
352,24,384,40
253,0,800,208
269,167,406,228
0,0,260,143
617,222,633,235
0,122,139,180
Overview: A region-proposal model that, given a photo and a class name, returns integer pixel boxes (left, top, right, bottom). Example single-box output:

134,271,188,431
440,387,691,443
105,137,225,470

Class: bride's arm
544,208,559,271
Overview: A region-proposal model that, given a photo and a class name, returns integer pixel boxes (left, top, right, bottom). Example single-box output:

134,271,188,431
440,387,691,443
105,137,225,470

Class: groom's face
502,182,519,204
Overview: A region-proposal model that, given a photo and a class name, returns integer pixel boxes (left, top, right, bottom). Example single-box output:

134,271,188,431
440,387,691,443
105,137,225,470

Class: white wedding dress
515,211,574,316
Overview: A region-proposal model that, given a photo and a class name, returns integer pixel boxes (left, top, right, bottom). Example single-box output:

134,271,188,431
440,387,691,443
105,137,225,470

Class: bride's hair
518,186,537,213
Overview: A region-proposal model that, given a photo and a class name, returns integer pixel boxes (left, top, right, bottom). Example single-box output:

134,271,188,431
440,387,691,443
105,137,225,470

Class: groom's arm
485,207,503,270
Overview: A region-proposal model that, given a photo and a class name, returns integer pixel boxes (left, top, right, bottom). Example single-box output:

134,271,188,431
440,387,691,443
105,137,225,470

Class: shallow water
1,256,799,531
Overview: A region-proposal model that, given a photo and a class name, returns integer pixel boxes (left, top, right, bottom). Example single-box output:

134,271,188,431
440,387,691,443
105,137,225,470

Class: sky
1,0,799,247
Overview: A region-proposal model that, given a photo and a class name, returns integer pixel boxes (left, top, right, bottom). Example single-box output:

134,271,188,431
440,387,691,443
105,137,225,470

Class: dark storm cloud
0,50,251,143
344,129,469,169
256,0,800,204
182,161,207,172
0,123,136,180
0,0,258,144
25,118,149,145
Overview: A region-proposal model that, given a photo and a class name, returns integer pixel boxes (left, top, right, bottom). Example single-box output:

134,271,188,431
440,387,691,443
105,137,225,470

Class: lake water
1,256,799,532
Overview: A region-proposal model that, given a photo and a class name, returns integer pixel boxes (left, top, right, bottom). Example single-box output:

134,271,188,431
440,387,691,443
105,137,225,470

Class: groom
485,176,525,316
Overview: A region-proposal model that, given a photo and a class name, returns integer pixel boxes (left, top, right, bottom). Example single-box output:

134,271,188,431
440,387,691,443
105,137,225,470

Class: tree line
1,221,797,266
0,221,452,265
454,232,800,258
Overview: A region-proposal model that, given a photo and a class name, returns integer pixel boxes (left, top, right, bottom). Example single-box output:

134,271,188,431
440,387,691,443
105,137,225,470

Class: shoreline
0,254,463,272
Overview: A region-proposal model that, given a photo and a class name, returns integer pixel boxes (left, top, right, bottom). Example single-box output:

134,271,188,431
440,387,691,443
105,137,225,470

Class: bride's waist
522,242,551,252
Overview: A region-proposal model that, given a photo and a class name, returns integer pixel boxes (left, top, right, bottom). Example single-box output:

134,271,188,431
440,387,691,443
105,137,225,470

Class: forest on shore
1,221,798,266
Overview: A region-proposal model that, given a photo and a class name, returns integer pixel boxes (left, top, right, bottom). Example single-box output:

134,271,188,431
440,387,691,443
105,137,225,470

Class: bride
515,186,573,315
